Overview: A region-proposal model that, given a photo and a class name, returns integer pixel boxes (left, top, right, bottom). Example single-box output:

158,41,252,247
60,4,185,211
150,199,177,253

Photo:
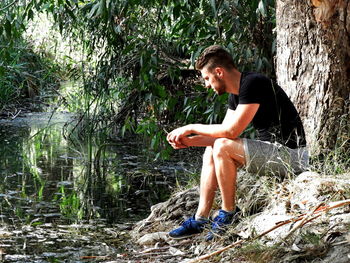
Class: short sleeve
228,94,238,110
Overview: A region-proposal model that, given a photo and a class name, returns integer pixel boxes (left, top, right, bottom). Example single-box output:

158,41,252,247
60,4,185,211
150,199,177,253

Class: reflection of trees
0,122,178,225
79,141,176,223
0,125,30,175
23,127,75,198
0,125,31,223
0,124,76,223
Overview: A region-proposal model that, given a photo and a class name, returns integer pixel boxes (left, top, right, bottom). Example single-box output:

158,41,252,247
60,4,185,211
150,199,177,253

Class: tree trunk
276,0,350,154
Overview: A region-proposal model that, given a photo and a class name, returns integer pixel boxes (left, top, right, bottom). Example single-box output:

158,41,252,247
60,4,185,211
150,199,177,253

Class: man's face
200,66,226,95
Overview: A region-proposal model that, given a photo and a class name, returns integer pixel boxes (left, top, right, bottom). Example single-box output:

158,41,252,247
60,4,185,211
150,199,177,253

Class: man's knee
212,138,244,162
212,138,233,157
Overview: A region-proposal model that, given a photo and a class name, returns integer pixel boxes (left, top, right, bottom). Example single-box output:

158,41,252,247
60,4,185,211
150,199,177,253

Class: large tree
276,0,350,154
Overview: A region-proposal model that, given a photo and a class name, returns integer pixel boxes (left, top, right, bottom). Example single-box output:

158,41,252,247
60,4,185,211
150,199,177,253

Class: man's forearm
167,122,237,149
187,124,235,139
181,135,216,147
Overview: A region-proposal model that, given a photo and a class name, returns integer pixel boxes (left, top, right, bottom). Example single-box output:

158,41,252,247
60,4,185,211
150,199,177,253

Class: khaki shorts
242,138,309,176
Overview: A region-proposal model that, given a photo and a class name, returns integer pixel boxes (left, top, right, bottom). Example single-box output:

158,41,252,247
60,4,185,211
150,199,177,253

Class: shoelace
182,218,206,230
182,218,196,228
212,213,233,229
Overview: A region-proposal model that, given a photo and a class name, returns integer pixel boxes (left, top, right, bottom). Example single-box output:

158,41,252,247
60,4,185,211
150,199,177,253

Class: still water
0,112,195,262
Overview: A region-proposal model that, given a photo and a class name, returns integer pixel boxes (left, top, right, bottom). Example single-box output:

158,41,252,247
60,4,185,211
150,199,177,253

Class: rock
321,245,350,263
132,187,199,240
137,232,170,246
193,243,209,255
0,230,13,238
239,172,350,242
169,247,185,256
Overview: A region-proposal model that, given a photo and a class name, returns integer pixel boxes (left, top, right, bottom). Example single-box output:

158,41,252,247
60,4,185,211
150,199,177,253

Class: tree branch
0,0,18,12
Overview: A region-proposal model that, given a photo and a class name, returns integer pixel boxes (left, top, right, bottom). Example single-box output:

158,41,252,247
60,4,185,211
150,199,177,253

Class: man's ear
214,67,224,78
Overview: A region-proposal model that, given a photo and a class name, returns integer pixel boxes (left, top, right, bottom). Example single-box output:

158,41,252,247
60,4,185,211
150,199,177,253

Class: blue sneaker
206,208,240,241
169,216,208,240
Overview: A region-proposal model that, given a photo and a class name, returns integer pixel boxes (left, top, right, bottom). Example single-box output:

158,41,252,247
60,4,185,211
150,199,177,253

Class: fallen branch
282,202,325,242
11,109,21,120
80,256,110,260
186,199,350,263
332,241,349,246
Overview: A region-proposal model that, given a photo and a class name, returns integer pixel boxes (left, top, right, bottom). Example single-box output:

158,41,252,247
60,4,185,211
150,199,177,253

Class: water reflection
0,112,184,226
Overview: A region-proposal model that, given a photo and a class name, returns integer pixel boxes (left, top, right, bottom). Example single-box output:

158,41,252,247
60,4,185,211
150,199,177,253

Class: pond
0,112,198,262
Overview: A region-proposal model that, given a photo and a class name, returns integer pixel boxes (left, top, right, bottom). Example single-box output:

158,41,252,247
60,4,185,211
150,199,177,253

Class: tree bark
276,0,350,154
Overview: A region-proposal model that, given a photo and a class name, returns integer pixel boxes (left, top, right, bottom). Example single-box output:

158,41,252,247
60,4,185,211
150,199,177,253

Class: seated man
166,45,308,241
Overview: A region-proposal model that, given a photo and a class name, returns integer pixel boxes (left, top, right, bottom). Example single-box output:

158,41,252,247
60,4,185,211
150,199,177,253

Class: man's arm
190,103,259,138
167,104,259,147
174,109,238,148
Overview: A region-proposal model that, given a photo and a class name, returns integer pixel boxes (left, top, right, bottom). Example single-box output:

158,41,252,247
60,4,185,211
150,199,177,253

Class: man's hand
166,125,192,149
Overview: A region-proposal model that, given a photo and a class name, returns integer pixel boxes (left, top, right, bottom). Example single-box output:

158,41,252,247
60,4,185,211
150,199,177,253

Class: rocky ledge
130,171,350,263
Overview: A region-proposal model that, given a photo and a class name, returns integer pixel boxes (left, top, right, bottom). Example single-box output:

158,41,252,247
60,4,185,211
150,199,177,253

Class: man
166,45,308,241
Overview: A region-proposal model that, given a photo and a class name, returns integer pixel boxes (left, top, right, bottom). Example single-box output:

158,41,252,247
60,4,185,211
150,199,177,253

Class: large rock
238,172,350,242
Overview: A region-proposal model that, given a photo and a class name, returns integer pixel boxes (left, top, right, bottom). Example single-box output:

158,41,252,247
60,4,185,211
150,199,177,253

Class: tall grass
0,37,63,114
310,110,350,175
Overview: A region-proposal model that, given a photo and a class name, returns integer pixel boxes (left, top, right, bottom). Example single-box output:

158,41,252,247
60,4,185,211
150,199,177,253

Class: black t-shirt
228,72,306,149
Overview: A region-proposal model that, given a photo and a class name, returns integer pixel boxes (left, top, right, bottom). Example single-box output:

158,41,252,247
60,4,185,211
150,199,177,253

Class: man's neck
225,68,241,95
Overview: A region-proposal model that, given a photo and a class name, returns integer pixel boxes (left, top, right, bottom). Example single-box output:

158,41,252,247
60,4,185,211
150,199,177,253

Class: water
0,112,195,262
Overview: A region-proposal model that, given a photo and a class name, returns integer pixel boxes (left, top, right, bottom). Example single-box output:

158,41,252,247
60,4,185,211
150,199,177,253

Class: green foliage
67,0,275,158
0,1,65,113
235,241,284,263
1,0,276,158
59,189,82,220
300,231,322,246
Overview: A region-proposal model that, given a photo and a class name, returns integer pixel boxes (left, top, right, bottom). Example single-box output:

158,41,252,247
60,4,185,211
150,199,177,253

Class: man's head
195,45,236,72
196,45,236,95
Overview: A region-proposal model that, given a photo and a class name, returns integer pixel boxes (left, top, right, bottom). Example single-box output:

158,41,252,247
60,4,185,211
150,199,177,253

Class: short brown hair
195,45,236,71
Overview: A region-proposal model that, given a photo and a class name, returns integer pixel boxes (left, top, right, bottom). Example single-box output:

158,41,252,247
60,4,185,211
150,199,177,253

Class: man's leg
168,146,216,239
212,138,246,212
196,146,218,218
168,138,246,240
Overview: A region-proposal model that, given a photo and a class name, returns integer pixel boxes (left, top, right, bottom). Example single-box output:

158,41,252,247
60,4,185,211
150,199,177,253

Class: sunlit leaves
1,0,276,159
66,0,276,159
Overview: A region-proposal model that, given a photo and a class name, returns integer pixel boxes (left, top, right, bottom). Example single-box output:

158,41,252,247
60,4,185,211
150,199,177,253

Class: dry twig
186,199,350,263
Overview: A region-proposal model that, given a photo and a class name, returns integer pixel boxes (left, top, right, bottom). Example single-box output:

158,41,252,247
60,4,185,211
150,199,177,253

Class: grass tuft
232,241,285,263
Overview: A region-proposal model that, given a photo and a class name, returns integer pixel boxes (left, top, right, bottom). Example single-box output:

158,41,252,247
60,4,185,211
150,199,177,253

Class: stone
131,171,350,262
137,232,170,246
241,173,350,242
169,247,185,256
132,187,199,239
